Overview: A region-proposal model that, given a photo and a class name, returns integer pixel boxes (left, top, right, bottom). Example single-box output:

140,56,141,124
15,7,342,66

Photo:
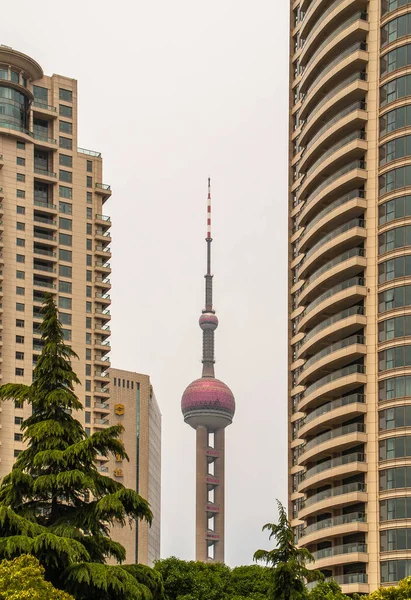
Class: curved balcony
299,335,366,385
307,573,368,594
299,160,367,227
300,393,366,435
302,68,366,124
300,512,367,546
300,0,366,66
298,248,366,306
299,190,366,252
300,452,366,492
300,99,366,156
298,277,366,332
299,218,366,279
300,423,366,464
301,40,368,102
300,364,366,412
300,130,366,185
300,64,367,124
298,306,366,358
299,13,368,95
310,542,368,569
301,482,367,519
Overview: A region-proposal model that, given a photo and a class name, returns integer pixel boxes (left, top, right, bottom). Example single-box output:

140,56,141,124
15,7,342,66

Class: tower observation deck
181,179,235,562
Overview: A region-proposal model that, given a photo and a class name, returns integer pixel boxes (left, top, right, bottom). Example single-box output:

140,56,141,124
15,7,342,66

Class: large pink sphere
181,378,235,429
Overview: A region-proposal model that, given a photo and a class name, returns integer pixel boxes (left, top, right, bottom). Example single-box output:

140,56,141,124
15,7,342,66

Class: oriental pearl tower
181,179,235,563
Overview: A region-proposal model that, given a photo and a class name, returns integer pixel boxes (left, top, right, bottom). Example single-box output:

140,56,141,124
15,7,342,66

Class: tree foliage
154,556,270,600
254,500,321,600
362,576,411,599
0,554,74,600
307,580,351,600
0,295,164,600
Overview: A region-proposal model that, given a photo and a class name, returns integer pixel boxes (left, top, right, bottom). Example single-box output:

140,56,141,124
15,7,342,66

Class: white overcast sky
1,0,289,565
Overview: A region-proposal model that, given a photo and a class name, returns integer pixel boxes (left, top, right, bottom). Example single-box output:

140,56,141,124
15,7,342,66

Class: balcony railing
95,214,111,222
304,393,365,424
307,573,368,591
305,481,366,508
304,277,365,316
312,541,367,561
34,168,57,178
304,364,366,397
304,131,366,181
305,42,367,98
303,334,365,371
33,280,56,289
95,183,111,191
33,264,56,273
304,218,365,263
33,100,56,112
303,422,365,453
305,72,367,124
78,147,101,158
34,199,56,210
33,132,56,144
304,451,365,480
302,247,366,289
303,306,365,345
304,159,366,206
33,248,57,258
303,511,366,536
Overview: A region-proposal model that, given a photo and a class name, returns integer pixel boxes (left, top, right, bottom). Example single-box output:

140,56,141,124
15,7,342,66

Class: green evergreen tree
0,294,164,600
254,500,320,600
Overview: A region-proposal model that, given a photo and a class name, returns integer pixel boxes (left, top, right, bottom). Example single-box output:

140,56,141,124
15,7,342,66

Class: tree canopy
154,556,270,600
0,554,74,600
0,295,164,600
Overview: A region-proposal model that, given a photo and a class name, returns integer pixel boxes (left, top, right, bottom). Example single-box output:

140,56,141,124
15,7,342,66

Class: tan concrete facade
0,47,112,474
288,0,411,592
108,368,161,566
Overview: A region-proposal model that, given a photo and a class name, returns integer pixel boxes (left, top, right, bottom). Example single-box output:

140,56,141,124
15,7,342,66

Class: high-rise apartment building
288,0,411,593
0,46,112,475
107,368,161,566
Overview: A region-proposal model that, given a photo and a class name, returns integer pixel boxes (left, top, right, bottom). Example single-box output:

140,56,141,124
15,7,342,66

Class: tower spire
201,178,218,377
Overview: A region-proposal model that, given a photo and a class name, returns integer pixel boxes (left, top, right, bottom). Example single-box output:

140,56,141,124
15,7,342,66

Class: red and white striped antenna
207,177,212,240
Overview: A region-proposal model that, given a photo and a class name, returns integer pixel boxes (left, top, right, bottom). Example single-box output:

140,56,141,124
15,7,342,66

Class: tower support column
196,425,208,561
214,428,225,563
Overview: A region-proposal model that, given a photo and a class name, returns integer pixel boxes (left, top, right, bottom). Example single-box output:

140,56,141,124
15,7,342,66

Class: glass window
59,170,72,183
58,297,72,309
33,85,48,102
59,104,72,118
16,173,25,182
87,160,92,172
16,206,25,215
87,192,92,204
59,137,72,150
86,207,92,219
16,190,25,198
59,201,72,215
16,222,25,231
62,329,71,341
16,303,24,312
16,254,25,263
59,233,72,246
59,185,72,199
16,271,24,280
16,157,25,166
59,121,72,134
59,281,72,294
60,312,72,324
59,265,72,278
86,176,92,188
59,249,72,262
16,287,24,295
59,88,72,102
86,239,92,250
59,154,72,167
59,217,72,230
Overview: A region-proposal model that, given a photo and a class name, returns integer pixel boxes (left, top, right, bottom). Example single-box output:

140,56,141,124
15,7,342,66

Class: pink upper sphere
181,378,235,417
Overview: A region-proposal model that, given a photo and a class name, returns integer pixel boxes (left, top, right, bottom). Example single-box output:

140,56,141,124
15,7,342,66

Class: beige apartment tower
0,47,112,474
289,0,411,593
108,368,161,566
